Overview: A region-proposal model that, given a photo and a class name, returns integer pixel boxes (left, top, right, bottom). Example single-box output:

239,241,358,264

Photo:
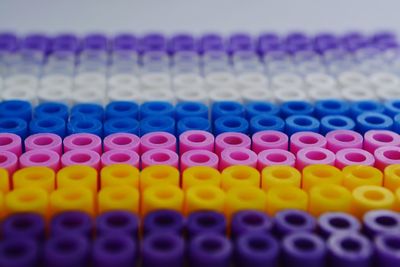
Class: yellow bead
0,192,5,218
261,166,301,191
182,166,221,191
98,186,139,214
225,187,266,219
351,185,395,218
308,184,352,216
384,164,400,191
266,186,308,215
57,165,98,194
0,168,9,193
13,167,55,193
100,164,139,189
141,185,183,216
140,165,180,192
221,166,260,191
50,187,95,217
185,185,225,214
342,165,383,191
302,164,342,192
394,188,400,212
6,187,49,218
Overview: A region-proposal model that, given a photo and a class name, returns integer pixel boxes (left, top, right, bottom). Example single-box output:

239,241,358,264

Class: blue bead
0,100,32,121
105,101,139,120
394,114,400,134
384,100,400,118
140,116,175,135
214,116,249,135
350,100,384,119
67,118,103,137
0,118,28,139
280,101,314,118
175,102,208,120
314,99,350,118
285,115,320,135
71,104,104,121
29,117,66,137
140,101,174,119
245,102,280,119
320,115,355,135
103,118,140,136
34,102,69,121
212,101,245,121
356,112,393,134
250,115,285,135
177,117,211,136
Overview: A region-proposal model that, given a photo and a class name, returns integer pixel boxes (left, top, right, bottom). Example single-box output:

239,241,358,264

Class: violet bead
313,33,339,53
0,32,18,52
169,33,196,53
199,33,225,53
92,235,136,267
2,213,45,242
23,34,49,53
113,33,138,51
52,33,79,52
374,233,400,267
318,212,361,238
140,33,167,53
363,210,400,237
189,233,232,267
231,210,274,240
143,210,185,236
274,209,317,237
50,211,93,239
228,33,254,54
0,239,39,267
142,233,185,267
341,32,367,52
187,211,226,238
96,211,139,240
82,33,108,51
257,33,281,55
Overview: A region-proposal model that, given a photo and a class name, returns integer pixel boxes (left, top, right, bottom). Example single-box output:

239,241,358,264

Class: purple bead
198,33,225,53
2,213,45,242
189,233,232,267
231,210,274,240
82,33,108,51
140,33,167,53
374,233,400,267
169,33,196,53
371,31,397,44
143,210,185,236
235,233,280,267
274,209,317,237
0,239,39,267
92,235,136,267
0,32,18,52
228,33,254,54
44,234,90,267
318,212,361,238
142,233,185,267
187,211,226,238
112,34,138,51
341,32,367,52
313,33,339,53
363,210,400,238
96,211,139,240
52,33,79,52
257,33,281,55
50,211,93,239
327,232,373,267
22,34,49,53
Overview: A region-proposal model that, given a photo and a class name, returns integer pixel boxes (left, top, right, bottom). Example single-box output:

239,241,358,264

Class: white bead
140,72,171,90
108,74,140,90
4,74,38,89
40,74,73,89
2,87,37,105
338,71,369,88
142,89,175,104
107,88,142,103
173,73,204,91
273,88,307,103
37,86,72,106
71,88,106,105
241,88,273,103
369,72,400,89
375,87,400,101
236,72,268,90
304,73,337,90
341,86,376,101
74,72,107,90
209,88,242,104
271,73,303,90
308,87,342,101
205,72,237,91
175,88,209,104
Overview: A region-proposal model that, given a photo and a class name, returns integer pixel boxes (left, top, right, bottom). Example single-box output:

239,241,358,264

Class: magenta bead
103,133,140,153
61,149,101,170
19,149,60,171
179,130,214,154
219,147,258,170
326,130,363,153
215,132,251,155
364,130,400,154
0,133,22,156
63,133,102,155
296,147,335,171
257,149,296,171
374,146,400,171
0,150,18,174
290,132,326,154
25,133,62,155
141,148,179,169
180,149,219,171
335,148,375,169
141,132,176,154
252,130,288,154
101,149,140,168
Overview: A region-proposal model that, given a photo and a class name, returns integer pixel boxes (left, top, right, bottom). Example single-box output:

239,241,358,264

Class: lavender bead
318,212,361,238
187,211,226,238
142,233,185,267
50,211,93,239
189,233,232,267
363,210,400,237
341,32,367,52
0,239,39,267
2,213,45,242
231,210,274,240
274,209,317,237
374,233,400,267
96,211,139,240
92,235,136,267
143,210,185,236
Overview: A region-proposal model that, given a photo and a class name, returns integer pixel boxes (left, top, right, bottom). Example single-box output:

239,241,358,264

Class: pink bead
219,147,258,170
19,149,60,171
374,146,400,171
141,148,179,169
335,148,375,169
179,130,214,154
103,133,140,153
363,130,400,154
215,132,251,155
25,133,62,155
180,150,219,171
257,149,296,171
0,133,22,156
140,132,176,154
251,130,288,154
61,149,101,170
290,132,326,154
63,133,102,155
326,130,363,153
0,150,18,174
296,147,336,171
101,150,140,168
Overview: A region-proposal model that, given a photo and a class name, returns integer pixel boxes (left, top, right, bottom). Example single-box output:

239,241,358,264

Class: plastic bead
141,148,179,169
375,146,400,170
179,130,214,154
0,133,22,156
2,213,45,241
140,132,176,153
5,187,49,218
96,211,139,239
63,133,102,154
374,233,400,267
266,186,308,215
175,101,208,120
215,132,251,155
285,115,320,136
101,150,140,168
142,233,185,267
177,116,211,135
103,118,140,136
92,235,136,267
314,99,350,118
356,112,393,134
363,210,400,237
212,101,244,121
143,210,185,235
61,149,101,170
302,164,343,191
34,102,69,121
57,165,98,194
140,101,174,119
0,168,9,193
50,211,93,238
187,211,226,238
219,147,257,170
98,186,140,214
383,164,400,191
67,118,103,137
189,234,232,267
320,115,355,134
351,100,384,119
384,100,400,117
317,212,361,238
182,166,221,190
19,149,60,171
274,209,317,236
25,133,62,155
309,184,352,216
220,165,259,191
351,185,395,218
13,166,55,193
326,130,363,153
180,150,219,171
335,148,375,169
364,130,400,154
257,149,296,170
231,210,274,239
225,187,267,219
244,101,280,119
103,133,140,153
296,147,336,170
0,100,32,121
0,239,39,267
281,101,314,118
290,132,327,154
0,150,18,174
261,165,301,191
71,103,104,121
140,115,176,136
141,185,184,215
249,115,285,135
252,130,288,153
100,164,139,189
185,185,225,214
214,115,249,135
140,165,179,191
342,165,383,190
105,101,139,119
0,117,28,139
50,187,95,217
